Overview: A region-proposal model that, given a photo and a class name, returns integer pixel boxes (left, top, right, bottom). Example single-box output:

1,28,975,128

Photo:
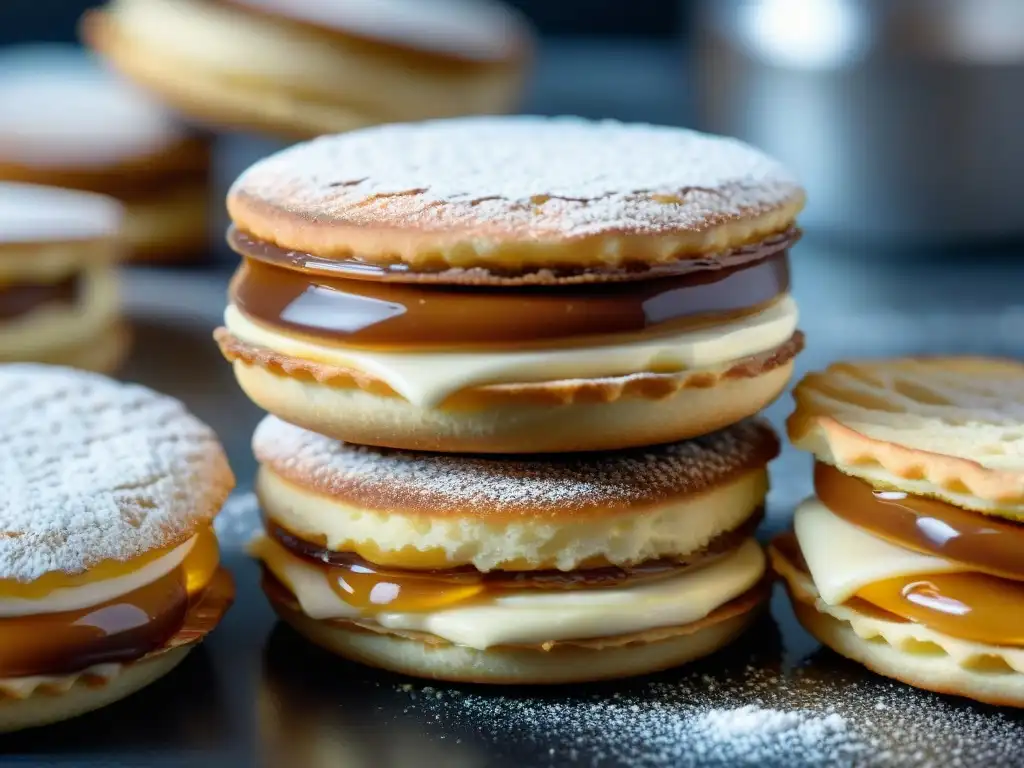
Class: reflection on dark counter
0,648,230,755
258,614,784,768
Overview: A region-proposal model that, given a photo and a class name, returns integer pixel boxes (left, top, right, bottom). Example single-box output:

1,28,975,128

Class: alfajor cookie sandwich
0,182,126,372
770,358,1024,707
248,415,777,684
0,45,210,264
82,0,531,139
0,364,234,731
216,116,806,454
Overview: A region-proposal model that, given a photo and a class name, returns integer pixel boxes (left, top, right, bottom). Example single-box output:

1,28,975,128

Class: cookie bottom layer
1,321,129,374
791,601,1024,708
0,646,190,733
271,600,760,685
230,357,795,453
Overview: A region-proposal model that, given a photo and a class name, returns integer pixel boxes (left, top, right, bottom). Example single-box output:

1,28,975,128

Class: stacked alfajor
0,45,211,264
771,358,1024,707
0,365,234,731
218,116,806,683
0,182,126,371
83,0,531,139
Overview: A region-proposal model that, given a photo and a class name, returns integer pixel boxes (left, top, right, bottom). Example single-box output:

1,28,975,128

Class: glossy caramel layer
0,274,79,321
267,517,743,613
814,463,1024,581
230,251,789,351
857,572,1024,646
0,528,220,677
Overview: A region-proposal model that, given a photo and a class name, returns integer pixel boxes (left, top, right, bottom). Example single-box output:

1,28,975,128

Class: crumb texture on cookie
228,117,804,269
253,415,779,516
788,357,1024,510
0,365,233,582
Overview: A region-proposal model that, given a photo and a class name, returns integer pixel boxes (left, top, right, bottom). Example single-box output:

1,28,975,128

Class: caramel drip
857,572,1024,645
772,532,908,623
0,273,79,321
814,463,1024,581
0,528,220,678
230,251,789,351
266,516,757,614
227,225,801,284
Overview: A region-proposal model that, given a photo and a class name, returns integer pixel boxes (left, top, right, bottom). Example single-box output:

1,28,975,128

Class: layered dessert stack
216,117,806,683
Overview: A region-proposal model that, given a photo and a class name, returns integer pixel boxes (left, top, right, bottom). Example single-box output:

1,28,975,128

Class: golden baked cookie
775,356,1024,707
217,117,805,453
0,45,210,264
0,182,127,372
0,365,235,730
82,0,530,139
248,416,776,683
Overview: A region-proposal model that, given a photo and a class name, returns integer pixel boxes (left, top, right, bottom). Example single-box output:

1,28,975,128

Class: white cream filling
793,496,971,606
0,535,197,617
225,294,798,408
251,534,765,650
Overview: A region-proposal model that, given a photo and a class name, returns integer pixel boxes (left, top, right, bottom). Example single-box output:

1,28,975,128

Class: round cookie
253,415,778,570
788,357,1024,518
0,182,126,372
217,117,805,453
249,416,775,683
0,45,210,263
0,364,235,731
776,356,1024,707
82,0,531,139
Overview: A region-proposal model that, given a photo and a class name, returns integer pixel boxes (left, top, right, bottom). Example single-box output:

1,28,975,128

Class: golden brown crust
215,328,804,405
225,117,804,272
253,412,778,517
788,357,1024,512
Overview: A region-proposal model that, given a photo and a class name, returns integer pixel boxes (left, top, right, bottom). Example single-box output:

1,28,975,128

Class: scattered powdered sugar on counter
692,706,849,764
392,651,1024,767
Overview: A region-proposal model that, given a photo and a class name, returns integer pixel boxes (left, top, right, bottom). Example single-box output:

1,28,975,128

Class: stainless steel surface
692,0,1024,242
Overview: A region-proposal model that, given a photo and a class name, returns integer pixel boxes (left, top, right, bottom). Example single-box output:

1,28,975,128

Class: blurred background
5,0,1024,252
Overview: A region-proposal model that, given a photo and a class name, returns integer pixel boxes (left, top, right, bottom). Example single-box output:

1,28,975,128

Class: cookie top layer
0,365,234,582
253,415,779,519
228,116,805,274
0,182,123,246
0,44,185,168
788,357,1024,517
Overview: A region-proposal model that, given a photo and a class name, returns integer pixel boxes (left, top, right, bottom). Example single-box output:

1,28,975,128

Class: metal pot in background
690,0,1024,244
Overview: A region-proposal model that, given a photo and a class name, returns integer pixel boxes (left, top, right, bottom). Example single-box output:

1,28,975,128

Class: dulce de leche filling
264,513,757,615
0,528,221,678
813,463,1024,646
0,273,80,321
228,231,791,352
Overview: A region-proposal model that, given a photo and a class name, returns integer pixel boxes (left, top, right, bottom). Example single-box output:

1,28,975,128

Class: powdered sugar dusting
231,116,802,241
0,364,233,581
253,416,779,514
229,0,524,60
